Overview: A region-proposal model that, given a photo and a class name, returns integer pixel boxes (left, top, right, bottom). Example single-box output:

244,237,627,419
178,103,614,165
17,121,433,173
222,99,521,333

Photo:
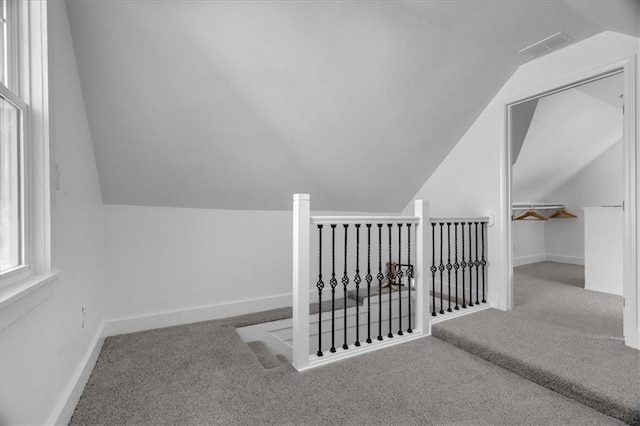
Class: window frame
0,0,53,303
0,82,29,281
1,0,19,92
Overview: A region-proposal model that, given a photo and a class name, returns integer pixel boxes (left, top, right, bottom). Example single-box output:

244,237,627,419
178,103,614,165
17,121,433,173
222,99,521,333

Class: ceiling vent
519,32,574,58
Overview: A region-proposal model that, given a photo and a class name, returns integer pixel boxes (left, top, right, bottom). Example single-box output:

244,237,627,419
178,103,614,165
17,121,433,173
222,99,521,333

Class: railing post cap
293,194,310,201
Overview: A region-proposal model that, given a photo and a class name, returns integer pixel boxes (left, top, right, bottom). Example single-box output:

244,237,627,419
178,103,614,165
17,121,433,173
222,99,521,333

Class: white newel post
414,200,431,334
292,194,311,371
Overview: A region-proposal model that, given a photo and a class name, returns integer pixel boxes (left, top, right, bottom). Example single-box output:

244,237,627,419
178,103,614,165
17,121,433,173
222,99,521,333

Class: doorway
503,58,638,349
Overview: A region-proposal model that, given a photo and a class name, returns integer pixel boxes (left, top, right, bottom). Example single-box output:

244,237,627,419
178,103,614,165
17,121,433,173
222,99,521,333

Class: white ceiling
64,0,639,211
513,74,624,202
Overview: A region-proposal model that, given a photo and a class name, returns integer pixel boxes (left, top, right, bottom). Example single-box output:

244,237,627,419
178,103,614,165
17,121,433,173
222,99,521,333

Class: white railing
292,194,432,371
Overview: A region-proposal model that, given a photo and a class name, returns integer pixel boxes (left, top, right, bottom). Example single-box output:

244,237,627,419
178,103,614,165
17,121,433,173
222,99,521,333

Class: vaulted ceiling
65,0,640,211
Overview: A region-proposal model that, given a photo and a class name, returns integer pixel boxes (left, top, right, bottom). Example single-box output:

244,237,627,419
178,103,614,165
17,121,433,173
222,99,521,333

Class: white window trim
0,82,29,280
0,0,55,313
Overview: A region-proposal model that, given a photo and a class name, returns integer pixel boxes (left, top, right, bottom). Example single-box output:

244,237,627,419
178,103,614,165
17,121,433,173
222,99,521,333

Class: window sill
1,271,61,330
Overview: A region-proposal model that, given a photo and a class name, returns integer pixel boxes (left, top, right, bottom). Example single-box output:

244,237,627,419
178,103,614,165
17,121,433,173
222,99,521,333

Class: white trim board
104,289,413,337
546,254,584,265
513,254,584,267
513,254,546,267
48,322,105,426
104,293,292,337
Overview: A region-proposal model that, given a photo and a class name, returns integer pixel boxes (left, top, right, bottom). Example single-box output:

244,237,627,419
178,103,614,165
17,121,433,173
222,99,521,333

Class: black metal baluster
467,222,474,307
387,224,393,338
330,225,338,353
439,223,445,315
397,223,403,336
354,224,361,346
461,223,467,309
377,224,384,341
481,222,487,304
454,223,460,310
316,225,324,357
475,222,480,305
446,223,452,313
342,225,349,350
430,223,437,316
407,224,413,333
366,224,373,344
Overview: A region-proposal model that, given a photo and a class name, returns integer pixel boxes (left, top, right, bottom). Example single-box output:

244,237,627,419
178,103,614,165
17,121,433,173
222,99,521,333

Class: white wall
103,204,408,334
511,141,623,266
104,205,293,334
404,31,640,311
512,221,546,266
545,140,624,263
0,2,105,425
512,87,622,202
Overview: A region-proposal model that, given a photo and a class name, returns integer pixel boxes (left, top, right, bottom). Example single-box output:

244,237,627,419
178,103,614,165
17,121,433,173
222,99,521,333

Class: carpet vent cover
519,32,574,58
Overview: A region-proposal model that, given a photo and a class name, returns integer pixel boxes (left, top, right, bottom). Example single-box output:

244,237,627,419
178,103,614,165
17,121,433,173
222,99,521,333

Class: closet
510,72,624,297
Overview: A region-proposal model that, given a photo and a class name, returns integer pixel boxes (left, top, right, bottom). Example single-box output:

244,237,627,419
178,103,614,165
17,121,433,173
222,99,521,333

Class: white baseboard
487,293,500,310
49,322,105,426
513,254,546,267
545,254,584,265
513,254,584,267
104,293,292,337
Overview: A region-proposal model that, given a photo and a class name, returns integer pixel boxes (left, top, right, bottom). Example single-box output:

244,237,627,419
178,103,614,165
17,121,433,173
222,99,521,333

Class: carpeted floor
72,304,623,425
432,261,640,425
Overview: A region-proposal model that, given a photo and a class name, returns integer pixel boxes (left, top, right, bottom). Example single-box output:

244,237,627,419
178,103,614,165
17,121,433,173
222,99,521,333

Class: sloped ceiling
513,73,623,202
65,0,638,211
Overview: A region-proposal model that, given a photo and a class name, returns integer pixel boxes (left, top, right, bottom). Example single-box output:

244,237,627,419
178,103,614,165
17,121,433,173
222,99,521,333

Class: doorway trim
501,55,638,349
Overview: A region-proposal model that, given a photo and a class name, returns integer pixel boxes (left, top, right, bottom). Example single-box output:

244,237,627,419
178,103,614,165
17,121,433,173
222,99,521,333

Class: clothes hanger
513,210,548,221
549,208,577,219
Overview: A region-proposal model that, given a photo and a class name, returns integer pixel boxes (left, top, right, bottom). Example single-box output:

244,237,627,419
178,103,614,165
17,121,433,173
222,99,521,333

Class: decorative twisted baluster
354,224,361,346
397,223,403,336
316,225,324,357
407,224,413,333
330,225,338,353
438,223,445,315
342,224,350,350
387,224,393,338
446,223,453,313
366,224,373,344
467,222,474,307
481,222,487,303
475,222,480,305
454,223,460,310
461,223,467,309
377,224,384,341
430,223,437,316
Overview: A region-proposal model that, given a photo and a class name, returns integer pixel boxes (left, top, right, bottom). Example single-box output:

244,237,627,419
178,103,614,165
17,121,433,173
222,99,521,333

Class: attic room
1,0,639,425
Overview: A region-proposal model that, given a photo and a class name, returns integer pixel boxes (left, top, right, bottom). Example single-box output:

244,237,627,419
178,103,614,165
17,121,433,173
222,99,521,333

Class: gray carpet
432,261,640,425
71,306,622,425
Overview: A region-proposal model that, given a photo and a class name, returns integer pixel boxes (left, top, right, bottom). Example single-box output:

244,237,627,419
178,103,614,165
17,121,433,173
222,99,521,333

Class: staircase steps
246,341,288,369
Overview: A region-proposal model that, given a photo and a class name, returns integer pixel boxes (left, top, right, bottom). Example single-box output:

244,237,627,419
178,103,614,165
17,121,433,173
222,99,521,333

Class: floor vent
519,32,574,58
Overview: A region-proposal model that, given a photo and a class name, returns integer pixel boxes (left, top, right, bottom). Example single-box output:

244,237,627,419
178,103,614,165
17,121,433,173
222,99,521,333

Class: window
1,0,6,85
0,0,50,293
0,0,26,279
1,84,25,275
